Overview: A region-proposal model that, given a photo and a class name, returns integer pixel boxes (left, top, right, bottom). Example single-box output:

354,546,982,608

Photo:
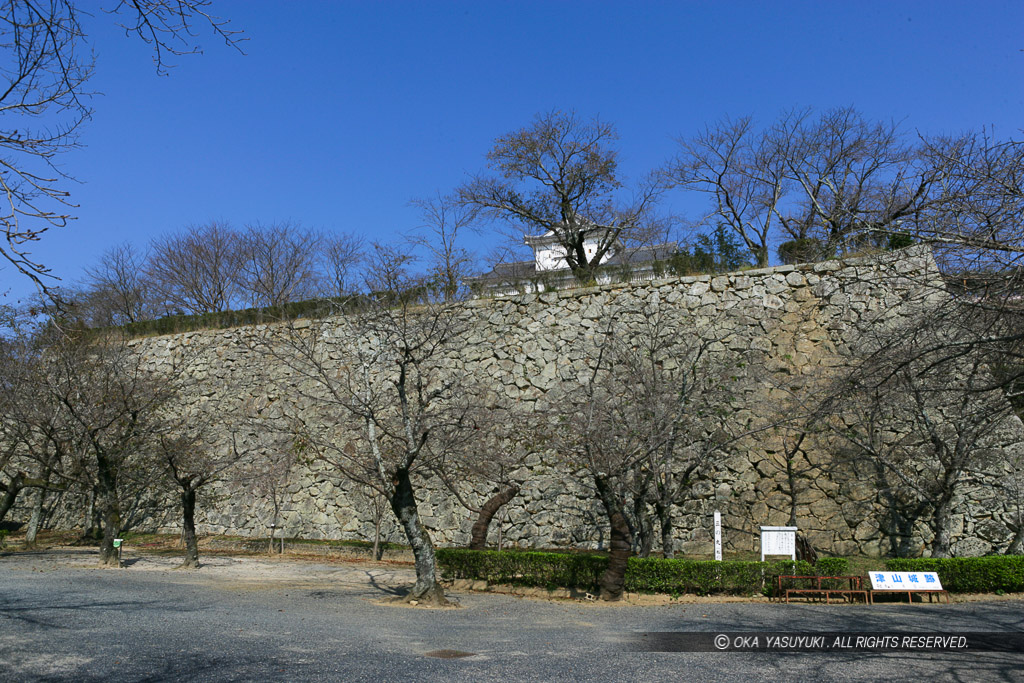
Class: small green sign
113,539,122,548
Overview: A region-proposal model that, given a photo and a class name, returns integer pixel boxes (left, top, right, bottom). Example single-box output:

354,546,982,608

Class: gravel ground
2,549,1023,682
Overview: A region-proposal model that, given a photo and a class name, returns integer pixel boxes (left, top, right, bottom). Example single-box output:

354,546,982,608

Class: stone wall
37,246,1024,557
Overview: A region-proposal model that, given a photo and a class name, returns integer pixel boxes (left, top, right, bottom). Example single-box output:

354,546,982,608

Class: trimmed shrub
625,558,772,596
436,549,840,596
100,295,369,339
815,557,850,577
436,548,607,590
885,556,1024,593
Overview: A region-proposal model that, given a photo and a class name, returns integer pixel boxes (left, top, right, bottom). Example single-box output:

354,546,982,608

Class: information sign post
714,512,722,561
759,526,797,562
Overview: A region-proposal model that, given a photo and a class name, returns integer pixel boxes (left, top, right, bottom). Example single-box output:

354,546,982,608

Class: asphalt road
2,550,1023,682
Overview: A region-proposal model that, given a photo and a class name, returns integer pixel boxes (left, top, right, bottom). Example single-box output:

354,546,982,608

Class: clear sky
3,0,1022,302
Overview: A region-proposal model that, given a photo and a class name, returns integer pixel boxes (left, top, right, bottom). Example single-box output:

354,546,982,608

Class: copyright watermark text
625,632,1024,652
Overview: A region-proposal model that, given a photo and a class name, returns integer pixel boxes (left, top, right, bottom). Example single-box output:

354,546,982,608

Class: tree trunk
1006,520,1024,556
85,486,102,540
180,487,200,569
389,467,449,606
631,492,654,558
753,244,769,269
96,454,122,567
636,521,654,558
25,487,46,547
595,476,633,601
656,502,675,559
0,472,25,523
268,491,280,554
373,512,382,561
468,485,519,550
796,534,818,564
930,497,954,558
572,262,596,285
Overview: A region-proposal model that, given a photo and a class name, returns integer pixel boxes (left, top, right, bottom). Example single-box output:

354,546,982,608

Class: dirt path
3,546,1019,606
0,547,417,594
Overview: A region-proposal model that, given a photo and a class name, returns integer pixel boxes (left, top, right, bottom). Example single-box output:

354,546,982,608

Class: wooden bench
777,575,870,604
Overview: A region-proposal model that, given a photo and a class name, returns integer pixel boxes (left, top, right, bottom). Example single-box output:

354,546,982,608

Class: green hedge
93,296,371,339
815,557,849,576
625,558,794,596
436,549,848,596
885,556,1024,593
435,548,607,590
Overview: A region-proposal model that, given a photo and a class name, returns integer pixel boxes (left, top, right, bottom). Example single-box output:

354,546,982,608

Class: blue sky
4,0,1022,302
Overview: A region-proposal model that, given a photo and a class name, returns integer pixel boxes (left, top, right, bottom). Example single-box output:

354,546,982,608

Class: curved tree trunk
0,472,26,523
0,474,49,529
595,476,633,601
389,467,448,606
468,485,519,550
180,487,200,568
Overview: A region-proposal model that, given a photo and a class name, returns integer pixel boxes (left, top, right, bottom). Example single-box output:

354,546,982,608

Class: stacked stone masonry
40,246,1024,557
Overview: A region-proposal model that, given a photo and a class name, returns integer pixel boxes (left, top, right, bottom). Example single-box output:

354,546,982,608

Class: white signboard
869,571,943,591
714,511,722,561
760,526,797,561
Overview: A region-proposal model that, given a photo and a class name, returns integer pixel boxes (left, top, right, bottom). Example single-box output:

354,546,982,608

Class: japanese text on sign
869,572,943,591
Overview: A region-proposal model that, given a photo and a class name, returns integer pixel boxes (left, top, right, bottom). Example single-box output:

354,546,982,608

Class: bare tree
236,222,322,308
668,115,788,267
545,321,644,600
319,232,365,297
264,244,471,605
670,108,940,267
34,328,180,565
0,307,73,526
779,107,936,257
428,389,540,550
800,131,1024,557
459,110,663,281
910,132,1024,365
146,221,242,314
913,131,1023,270
152,414,247,569
242,432,297,555
0,1,241,291
542,299,758,596
79,243,154,325
409,193,477,301
822,320,1017,558
347,482,394,560
618,307,752,559
1003,449,1024,555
